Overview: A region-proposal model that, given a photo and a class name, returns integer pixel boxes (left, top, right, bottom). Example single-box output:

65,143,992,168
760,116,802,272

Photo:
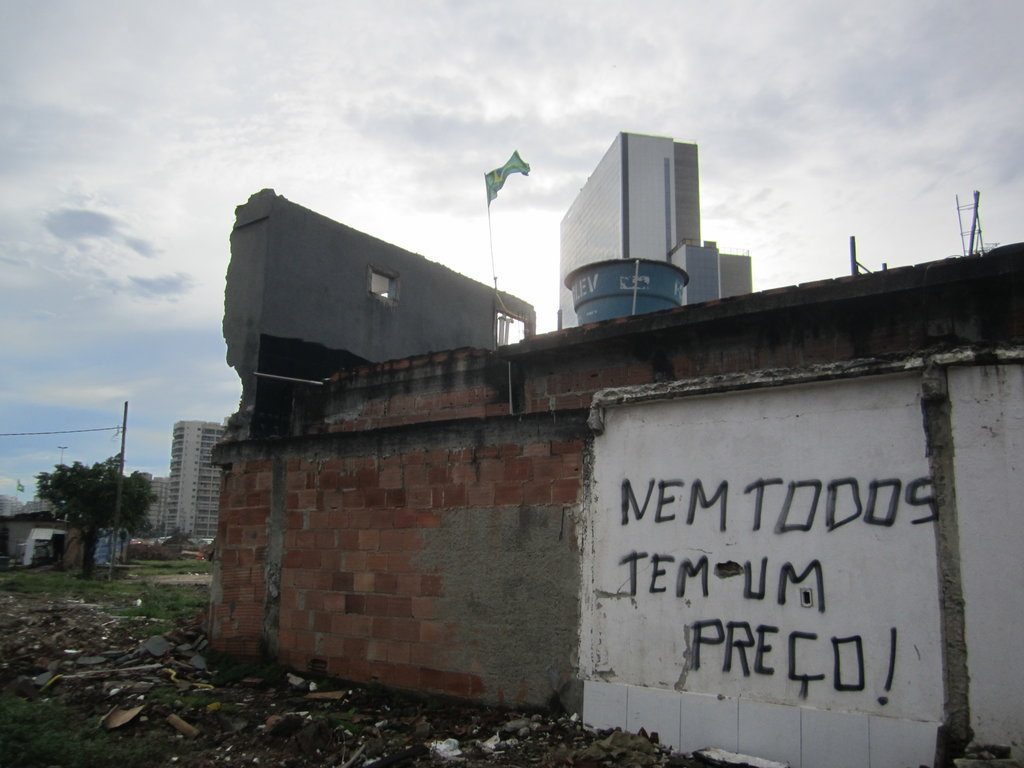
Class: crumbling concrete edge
920,366,972,766
587,345,1024,433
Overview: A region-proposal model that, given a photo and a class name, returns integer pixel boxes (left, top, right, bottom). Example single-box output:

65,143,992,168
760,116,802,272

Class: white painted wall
581,373,945,766
948,365,1024,758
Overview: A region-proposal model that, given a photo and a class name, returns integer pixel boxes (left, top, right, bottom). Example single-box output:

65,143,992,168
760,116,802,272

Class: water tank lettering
571,273,600,302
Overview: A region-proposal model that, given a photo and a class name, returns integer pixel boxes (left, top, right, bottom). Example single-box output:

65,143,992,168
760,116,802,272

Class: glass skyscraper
559,132,751,327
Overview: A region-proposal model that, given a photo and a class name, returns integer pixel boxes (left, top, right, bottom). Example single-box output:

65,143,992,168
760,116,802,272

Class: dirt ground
0,584,701,768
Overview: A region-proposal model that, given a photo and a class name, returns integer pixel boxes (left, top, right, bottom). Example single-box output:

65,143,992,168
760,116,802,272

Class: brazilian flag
485,151,530,205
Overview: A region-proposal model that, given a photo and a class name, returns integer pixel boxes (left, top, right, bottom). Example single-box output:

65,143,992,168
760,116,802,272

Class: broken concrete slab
693,747,790,768
142,635,172,657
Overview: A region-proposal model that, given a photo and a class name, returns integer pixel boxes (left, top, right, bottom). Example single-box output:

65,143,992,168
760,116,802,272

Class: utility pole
107,401,128,581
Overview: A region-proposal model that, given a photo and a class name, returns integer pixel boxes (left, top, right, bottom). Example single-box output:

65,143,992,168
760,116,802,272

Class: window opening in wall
496,312,526,346
369,267,398,301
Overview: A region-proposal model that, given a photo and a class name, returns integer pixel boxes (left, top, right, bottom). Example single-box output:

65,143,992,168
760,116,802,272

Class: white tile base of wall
582,681,939,768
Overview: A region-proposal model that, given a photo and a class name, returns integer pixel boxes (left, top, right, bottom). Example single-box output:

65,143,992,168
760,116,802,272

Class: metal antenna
956,191,985,256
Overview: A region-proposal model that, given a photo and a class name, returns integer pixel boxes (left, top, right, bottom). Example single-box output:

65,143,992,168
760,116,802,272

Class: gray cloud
123,236,158,258
127,273,193,298
42,207,158,258
43,208,117,239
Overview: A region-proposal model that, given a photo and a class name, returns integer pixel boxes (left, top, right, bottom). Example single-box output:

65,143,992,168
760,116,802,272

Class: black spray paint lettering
618,551,648,596
623,476,938,531
832,635,864,691
788,631,825,698
621,479,727,530
777,560,825,613
905,479,938,524
744,558,768,600
825,478,861,530
656,480,684,522
878,627,898,705
621,554,819,607
724,622,755,675
774,480,822,533
864,479,901,526
618,551,710,597
743,478,783,531
677,556,709,597
687,481,728,531
650,554,673,593
691,620,897,701
622,480,656,525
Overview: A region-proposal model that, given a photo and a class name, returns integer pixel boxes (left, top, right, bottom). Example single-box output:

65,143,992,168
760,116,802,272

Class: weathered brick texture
212,432,585,703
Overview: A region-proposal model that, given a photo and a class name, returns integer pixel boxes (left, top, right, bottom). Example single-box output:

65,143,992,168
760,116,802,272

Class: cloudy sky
2,1,1022,498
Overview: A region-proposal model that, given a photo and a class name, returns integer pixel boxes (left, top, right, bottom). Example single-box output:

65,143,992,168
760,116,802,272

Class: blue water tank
565,259,689,325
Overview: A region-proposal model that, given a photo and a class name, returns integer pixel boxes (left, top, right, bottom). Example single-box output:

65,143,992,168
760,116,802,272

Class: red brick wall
211,437,584,701
211,459,272,658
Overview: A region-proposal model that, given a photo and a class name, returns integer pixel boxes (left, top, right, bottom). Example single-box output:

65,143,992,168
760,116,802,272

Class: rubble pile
0,590,706,768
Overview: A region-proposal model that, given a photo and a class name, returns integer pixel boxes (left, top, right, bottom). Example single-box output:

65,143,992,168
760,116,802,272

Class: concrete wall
947,365,1024,752
580,373,947,766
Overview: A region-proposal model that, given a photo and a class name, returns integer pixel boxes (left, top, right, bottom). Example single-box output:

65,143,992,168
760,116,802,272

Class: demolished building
223,189,534,439
210,195,1024,767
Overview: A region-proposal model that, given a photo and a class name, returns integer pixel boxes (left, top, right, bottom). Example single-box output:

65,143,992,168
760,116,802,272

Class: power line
0,426,121,437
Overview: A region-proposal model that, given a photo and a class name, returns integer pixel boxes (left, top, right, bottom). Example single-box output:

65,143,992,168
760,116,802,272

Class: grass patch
0,567,208,628
145,686,217,709
0,570,139,602
0,694,185,767
127,559,211,578
115,584,208,629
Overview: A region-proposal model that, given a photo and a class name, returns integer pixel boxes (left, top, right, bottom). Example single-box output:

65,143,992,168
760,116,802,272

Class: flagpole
487,201,497,291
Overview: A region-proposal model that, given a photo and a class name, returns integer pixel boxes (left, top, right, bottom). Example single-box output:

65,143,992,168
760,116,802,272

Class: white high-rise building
167,420,224,539
139,474,172,534
559,132,751,327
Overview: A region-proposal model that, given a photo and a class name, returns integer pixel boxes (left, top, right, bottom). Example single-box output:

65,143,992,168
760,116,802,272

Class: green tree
36,457,154,576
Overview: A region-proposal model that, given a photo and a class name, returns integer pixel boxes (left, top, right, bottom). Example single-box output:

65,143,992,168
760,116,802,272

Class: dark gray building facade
224,189,534,438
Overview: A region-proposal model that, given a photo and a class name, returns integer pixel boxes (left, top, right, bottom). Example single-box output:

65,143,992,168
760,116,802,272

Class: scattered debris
0,589,714,768
167,712,200,738
143,634,173,657
429,738,463,760
305,689,347,700
573,729,663,766
962,743,1013,760
103,703,145,730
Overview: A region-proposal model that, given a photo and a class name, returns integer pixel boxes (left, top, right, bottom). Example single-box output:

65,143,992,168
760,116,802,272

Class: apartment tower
167,420,224,539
